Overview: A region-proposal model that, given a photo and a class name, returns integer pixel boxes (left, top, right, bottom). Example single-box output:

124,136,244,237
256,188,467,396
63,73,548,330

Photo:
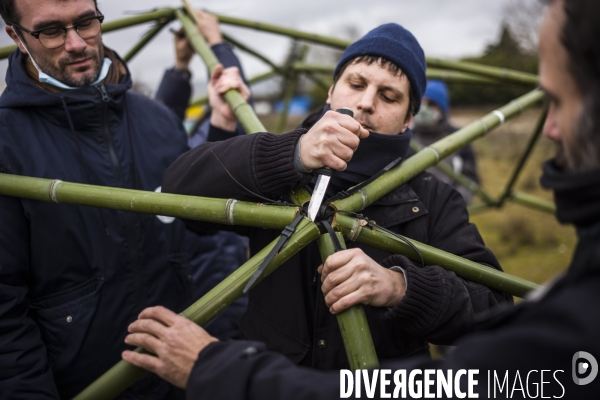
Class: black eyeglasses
11,15,104,49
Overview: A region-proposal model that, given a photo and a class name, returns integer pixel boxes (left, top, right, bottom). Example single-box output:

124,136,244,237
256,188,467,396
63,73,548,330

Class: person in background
412,80,480,203
0,0,192,398
155,10,249,340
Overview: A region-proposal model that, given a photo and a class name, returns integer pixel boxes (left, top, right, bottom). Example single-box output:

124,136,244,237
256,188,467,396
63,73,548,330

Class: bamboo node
225,199,237,225
492,110,506,124
49,180,63,203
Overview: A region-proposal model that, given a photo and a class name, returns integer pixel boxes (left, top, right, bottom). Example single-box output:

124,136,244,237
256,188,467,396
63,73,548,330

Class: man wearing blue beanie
159,23,511,371
413,80,480,203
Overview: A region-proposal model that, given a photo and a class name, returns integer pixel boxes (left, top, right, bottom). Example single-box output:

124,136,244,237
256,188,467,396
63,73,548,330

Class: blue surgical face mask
16,32,111,90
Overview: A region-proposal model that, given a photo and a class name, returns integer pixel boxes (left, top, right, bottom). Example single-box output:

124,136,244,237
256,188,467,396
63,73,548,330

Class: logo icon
572,351,598,385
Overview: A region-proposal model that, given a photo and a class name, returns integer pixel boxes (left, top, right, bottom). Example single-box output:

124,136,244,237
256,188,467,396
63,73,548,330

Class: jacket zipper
98,85,144,313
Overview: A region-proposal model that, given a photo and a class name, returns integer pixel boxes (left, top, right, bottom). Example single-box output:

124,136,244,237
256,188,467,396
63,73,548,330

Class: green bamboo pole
189,70,277,108
74,218,320,400
213,13,351,49
333,89,545,213
509,191,556,214
427,57,539,86
317,233,379,370
426,68,509,85
335,214,540,298
123,21,169,62
222,33,285,75
304,71,331,92
102,8,176,34
0,8,177,60
176,9,266,134
467,202,494,215
497,107,548,205
212,14,538,86
0,174,298,230
409,140,497,206
291,63,513,86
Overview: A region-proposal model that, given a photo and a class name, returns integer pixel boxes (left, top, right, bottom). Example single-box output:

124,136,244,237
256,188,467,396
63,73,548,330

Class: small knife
307,107,354,221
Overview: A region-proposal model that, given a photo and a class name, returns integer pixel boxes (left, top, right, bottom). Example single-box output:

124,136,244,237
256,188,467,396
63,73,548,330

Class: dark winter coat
163,110,512,370
156,42,249,339
0,50,192,399
184,160,600,399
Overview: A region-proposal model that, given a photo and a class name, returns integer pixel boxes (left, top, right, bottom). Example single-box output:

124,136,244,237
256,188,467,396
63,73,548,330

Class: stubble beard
34,45,104,87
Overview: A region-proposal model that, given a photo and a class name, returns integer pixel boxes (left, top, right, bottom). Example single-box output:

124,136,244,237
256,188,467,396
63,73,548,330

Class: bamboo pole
317,233,379,370
509,191,556,214
409,140,497,206
212,14,539,86
176,9,266,134
123,21,170,62
222,33,284,75
468,203,494,215
0,174,298,230
427,57,539,86
497,107,548,205
213,13,351,48
74,218,320,400
332,89,545,213
335,214,540,298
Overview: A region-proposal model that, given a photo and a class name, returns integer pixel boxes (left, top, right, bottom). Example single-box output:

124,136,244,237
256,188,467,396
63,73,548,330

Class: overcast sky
0,0,519,95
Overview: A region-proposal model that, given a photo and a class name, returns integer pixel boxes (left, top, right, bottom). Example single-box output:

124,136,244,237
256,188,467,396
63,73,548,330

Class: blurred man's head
327,23,426,135
413,80,449,129
1,0,104,87
540,0,600,171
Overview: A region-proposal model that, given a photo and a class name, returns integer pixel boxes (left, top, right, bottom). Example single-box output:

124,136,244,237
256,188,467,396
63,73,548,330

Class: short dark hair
545,0,600,171
0,0,99,25
333,55,420,122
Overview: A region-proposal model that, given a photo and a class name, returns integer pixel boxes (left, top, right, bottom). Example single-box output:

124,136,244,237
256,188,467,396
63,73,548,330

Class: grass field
261,106,576,289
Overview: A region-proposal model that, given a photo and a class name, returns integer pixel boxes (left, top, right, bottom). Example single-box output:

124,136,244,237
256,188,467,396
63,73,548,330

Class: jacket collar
0,47,132,132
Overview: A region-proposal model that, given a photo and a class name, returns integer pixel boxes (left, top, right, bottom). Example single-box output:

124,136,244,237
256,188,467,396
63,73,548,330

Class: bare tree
502,0,545,55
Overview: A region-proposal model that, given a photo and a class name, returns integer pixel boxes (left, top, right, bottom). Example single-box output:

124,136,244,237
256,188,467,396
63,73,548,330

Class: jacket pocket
30,278,103,374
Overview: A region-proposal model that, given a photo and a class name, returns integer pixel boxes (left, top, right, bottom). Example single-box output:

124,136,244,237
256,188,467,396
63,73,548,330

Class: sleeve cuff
207,124,240,142
252,129,311,196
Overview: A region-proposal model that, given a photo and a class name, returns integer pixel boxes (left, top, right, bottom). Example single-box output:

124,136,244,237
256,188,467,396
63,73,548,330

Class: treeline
447,25,539,106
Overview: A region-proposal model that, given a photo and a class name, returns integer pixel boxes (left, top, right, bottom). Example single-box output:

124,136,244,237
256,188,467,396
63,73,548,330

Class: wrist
210,112,237,132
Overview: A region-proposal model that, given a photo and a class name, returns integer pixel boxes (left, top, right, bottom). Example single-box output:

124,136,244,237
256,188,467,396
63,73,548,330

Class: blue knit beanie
333,23,426,113
424,80,450,115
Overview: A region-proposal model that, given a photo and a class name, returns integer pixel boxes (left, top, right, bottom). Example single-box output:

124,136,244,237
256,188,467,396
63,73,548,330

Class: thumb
210,64,224,85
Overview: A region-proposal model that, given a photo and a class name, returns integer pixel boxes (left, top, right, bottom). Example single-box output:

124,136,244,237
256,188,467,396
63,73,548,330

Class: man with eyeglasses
0,1,194,399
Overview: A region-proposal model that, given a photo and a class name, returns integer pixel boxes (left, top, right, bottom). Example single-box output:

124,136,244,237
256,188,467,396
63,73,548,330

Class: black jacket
163,112,512,369
0,50,191,399
184,160,600,399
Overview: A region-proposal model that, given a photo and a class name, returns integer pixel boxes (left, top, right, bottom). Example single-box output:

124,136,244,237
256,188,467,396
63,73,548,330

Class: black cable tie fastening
243,214,304,293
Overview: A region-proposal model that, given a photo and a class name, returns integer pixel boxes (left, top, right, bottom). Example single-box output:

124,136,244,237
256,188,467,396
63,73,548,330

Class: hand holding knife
307,107,355,221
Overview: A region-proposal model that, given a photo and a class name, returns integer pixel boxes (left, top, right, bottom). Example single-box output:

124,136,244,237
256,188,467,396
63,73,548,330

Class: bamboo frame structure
0,6,556,399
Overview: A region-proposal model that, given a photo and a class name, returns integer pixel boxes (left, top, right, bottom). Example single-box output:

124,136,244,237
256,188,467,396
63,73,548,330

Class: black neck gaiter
540,159,600,237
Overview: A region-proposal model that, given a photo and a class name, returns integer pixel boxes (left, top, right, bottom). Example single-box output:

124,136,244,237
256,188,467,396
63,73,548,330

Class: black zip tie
243,214,304,293
320,220,343,252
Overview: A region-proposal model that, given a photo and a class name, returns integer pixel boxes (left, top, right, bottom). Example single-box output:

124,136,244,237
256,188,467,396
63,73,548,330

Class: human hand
194,10,223,46
299,111,369,171
173,28,194,72
208,64,251,131
122,306,218,389
317,248,406,314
